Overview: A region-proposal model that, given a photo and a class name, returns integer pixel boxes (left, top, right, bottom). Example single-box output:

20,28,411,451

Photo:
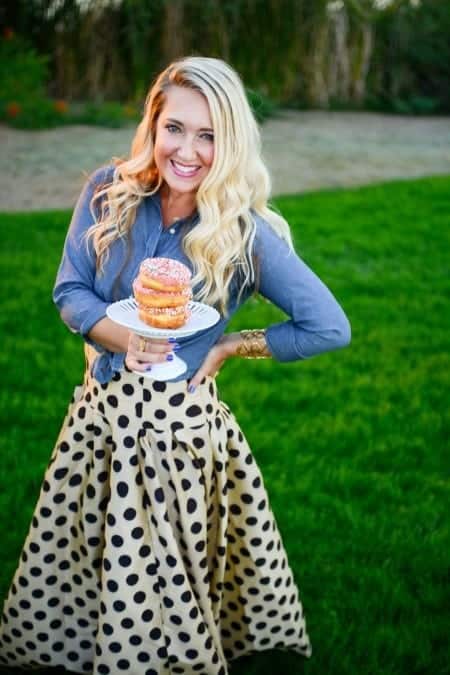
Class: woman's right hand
125,332,177,372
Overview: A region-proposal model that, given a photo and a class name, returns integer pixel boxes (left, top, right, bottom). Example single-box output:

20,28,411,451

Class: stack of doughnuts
133,257,192,329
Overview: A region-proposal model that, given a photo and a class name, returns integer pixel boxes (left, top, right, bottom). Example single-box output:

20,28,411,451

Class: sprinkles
140,257,192,285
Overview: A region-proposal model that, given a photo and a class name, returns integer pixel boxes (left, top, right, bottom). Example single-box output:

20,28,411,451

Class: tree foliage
1,0,449,112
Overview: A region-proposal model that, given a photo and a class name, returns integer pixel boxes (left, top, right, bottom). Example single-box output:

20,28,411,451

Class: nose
176,134,197,161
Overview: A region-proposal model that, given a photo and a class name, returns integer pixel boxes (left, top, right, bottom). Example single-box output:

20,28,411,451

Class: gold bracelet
235,329,271,359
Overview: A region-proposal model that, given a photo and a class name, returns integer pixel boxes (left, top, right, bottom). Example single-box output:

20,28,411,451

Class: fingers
132,334,175,353
125,356,152,373
187,368,207,393
126,350,174,372
188,348,223,393
127,333,179,371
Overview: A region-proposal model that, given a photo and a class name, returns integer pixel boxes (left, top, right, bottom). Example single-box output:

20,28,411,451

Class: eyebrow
166,117,214,133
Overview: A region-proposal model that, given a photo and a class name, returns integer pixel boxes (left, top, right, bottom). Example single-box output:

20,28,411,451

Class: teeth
172,161,199,175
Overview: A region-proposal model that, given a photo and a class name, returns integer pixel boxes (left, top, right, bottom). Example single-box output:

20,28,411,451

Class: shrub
0,29,276,129
246,88,278,123
0,30,50,123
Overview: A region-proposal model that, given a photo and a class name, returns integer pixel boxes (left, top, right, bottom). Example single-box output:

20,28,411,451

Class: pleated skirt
0,354,312,674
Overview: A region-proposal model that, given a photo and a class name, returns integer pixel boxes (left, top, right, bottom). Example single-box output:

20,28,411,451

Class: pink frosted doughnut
138,304,191,329
139,257,192,292
132,279,192,308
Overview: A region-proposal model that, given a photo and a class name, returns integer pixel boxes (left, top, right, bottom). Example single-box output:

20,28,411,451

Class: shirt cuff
78,302,110,351
111,352,126,372
265,322,307,362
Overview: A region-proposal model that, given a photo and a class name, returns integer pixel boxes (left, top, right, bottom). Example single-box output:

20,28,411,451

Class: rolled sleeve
253,216,351,362
53,166,114,349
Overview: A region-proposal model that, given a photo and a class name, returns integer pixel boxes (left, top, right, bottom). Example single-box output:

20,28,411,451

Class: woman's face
153,85,215,198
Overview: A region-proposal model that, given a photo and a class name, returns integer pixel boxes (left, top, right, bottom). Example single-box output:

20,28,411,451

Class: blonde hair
87,55,294,314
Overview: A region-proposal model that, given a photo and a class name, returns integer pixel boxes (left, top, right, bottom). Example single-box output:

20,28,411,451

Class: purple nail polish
188,384,196,393
146,365,152,371
166,354,174,361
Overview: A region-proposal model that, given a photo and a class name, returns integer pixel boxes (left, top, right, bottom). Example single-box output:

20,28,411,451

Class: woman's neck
160,185,197,227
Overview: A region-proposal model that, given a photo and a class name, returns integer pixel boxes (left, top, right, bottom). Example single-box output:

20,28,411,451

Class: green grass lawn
0,176,449,675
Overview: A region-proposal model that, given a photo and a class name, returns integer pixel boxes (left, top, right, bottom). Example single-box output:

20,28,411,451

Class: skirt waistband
83,346,224,429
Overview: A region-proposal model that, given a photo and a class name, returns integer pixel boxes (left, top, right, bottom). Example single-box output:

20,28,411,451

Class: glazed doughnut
133,257,193,329
139,257,192,293
132,279,192,309
138,305,191,330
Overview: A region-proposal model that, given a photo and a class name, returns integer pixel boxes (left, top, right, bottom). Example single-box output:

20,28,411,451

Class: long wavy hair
86,55,294,314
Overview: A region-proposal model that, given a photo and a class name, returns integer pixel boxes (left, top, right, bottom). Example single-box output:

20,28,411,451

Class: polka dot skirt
0,361,312,673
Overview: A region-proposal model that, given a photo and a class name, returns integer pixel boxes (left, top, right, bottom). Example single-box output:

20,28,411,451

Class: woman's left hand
187,333,239,392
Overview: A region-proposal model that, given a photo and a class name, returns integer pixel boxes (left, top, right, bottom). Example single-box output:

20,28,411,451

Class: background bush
0,24,277,129
1,0,450,119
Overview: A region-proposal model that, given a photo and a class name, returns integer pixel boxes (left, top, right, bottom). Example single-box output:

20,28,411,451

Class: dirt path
1,110,449,211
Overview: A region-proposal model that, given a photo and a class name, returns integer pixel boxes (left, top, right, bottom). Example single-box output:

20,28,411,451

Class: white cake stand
106,298,221,381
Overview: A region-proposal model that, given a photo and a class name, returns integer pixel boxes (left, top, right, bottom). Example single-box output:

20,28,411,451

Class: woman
0,56,350,674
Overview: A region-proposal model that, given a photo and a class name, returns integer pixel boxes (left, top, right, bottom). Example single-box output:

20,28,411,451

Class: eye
200,132,214,142
166,124,180,133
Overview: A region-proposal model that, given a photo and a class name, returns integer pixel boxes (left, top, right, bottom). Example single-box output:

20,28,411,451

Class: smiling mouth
170,160,201,177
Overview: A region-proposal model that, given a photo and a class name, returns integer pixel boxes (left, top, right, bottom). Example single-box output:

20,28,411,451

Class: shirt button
169,227,175,234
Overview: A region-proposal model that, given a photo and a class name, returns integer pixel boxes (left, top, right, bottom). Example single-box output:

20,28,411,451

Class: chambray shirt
53,165,351,383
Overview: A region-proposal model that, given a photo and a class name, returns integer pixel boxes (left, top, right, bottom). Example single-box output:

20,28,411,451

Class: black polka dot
153,381,167,392
186,648,199,659
149,627,161,640
187,498,197,514
139,545,151,558
117,482,128,498
181,478,191,491
169,392,185,406
186,405,202,417
118,415,129,428
133,591,146,604
117,659,130,670
154,488,165,503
